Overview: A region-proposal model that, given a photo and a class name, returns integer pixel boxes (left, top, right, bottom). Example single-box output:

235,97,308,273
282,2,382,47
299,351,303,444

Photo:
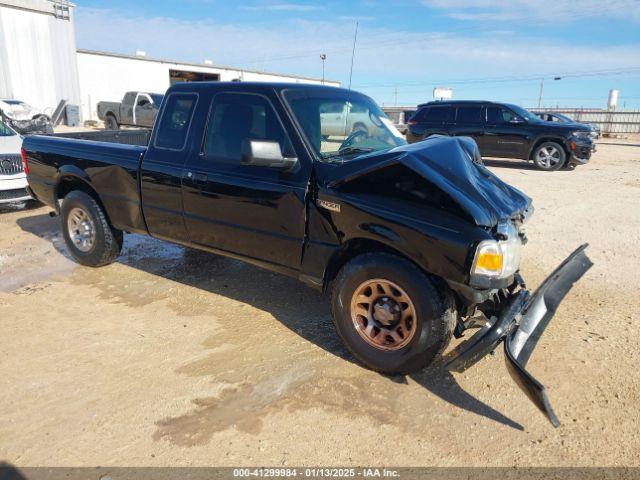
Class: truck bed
24,135,148,234
54,128,151,146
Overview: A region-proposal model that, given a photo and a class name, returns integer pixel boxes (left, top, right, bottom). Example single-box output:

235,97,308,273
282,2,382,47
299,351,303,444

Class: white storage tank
607,89,619,111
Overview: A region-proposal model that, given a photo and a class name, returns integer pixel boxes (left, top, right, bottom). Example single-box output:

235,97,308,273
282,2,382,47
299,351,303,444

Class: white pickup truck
0,119,31,205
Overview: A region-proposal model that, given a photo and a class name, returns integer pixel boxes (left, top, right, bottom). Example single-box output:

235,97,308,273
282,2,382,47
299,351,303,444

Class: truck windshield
283,89,406,162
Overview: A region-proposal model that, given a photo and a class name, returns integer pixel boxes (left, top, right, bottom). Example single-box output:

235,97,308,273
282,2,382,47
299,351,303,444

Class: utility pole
537,78,544,108
394,87,398,106
538,76,562,108
320,54,326,85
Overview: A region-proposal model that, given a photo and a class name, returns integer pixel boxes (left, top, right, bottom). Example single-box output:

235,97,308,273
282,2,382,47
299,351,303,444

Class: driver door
483,106,529,158
182,91,310,271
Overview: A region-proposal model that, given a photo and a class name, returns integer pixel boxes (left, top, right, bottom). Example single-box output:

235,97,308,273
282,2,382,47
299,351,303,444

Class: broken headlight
471,223,522,278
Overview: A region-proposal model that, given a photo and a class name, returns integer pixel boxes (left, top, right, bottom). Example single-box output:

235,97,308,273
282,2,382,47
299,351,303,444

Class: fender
526,135,570,159
54,167,96,212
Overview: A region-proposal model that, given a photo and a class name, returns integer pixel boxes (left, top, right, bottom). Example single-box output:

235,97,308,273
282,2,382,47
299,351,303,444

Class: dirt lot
1,141,639,467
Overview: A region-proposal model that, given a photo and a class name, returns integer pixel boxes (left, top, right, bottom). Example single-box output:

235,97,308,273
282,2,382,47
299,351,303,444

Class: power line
353,67,640,89
229,1,633,67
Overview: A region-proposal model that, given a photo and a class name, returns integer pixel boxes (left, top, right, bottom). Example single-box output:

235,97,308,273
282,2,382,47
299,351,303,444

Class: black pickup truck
22,82,592,427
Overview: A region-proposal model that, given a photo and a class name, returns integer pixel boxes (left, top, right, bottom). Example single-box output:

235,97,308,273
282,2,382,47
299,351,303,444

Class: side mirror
241,139,298,170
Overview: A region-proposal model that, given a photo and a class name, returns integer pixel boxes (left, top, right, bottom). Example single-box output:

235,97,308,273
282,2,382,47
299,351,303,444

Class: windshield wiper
321,146,375,161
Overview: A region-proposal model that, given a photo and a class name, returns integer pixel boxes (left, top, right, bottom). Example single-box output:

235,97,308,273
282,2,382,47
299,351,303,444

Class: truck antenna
348,21,359,91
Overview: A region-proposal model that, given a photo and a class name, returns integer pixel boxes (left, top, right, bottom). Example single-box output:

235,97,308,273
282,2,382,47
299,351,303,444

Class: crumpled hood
320,135,532,228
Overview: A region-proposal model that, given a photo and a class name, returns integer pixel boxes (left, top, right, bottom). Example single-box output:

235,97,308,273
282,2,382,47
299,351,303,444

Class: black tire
532,141,566,171
61,191,123,267
331,253,455,374
104,114,119,130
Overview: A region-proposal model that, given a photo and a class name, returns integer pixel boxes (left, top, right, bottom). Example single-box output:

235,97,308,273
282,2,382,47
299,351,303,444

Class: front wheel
331,253,455,374
532,142,566,171
61,191,123,267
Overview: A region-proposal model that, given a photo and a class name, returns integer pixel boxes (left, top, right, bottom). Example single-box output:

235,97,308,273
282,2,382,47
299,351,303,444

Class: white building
0,0,339,124
77,49,340,121
0,0,81,116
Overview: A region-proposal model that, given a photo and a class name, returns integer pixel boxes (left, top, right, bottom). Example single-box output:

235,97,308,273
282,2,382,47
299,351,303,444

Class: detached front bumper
445,244,593,427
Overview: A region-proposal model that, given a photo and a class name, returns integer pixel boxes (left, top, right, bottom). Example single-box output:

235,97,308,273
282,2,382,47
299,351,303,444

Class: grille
0,155,23,175
0,188,29,201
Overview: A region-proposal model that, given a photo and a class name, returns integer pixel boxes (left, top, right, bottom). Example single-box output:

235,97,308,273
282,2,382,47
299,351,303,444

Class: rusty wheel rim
350,278,417,351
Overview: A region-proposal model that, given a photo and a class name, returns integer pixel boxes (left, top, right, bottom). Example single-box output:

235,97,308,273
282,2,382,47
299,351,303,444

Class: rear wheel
532,142,566,171
331,253,455,374
61,191,122,267
104,114,119,130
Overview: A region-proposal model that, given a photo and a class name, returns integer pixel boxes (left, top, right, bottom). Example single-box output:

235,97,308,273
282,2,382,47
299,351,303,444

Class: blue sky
73,0,640,108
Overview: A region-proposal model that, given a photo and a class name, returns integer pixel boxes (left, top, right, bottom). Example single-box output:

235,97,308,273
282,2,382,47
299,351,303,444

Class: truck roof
416,100,522,108
167,81,347,95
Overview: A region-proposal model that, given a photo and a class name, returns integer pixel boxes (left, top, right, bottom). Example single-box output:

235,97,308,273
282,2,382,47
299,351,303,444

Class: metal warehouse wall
77,50,339,121
0,0,81,116
533,108,640,134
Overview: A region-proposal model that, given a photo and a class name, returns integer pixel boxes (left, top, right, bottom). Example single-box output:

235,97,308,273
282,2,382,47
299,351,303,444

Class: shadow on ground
0,200,42,215
17,212,523,430
482,158,539,171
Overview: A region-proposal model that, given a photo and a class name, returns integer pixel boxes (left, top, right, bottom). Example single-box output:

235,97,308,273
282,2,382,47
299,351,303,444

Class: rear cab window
154,93,198,150
123,92,136,105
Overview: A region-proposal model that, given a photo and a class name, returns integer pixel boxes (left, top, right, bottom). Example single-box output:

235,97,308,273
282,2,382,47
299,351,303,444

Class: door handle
187,172,208,184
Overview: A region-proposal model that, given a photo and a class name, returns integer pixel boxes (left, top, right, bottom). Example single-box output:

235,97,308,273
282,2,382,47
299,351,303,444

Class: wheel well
56,176,109,220
324,238,441,292
529,138,569,160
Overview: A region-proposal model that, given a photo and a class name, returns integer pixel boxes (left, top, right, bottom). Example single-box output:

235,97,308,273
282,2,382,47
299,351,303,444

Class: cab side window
455,106,482,123
204,93,294,165
154,93,197,150
486,106,517,124
424,106,451,122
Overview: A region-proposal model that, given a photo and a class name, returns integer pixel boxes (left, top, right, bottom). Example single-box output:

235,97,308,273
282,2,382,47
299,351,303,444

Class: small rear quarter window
154,93,197,150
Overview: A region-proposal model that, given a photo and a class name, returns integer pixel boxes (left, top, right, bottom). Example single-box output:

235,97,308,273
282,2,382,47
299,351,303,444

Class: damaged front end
445,244,593,427
316,136,592,427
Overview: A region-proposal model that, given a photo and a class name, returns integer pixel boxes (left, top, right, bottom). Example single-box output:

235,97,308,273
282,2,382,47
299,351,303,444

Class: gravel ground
0,141,638,467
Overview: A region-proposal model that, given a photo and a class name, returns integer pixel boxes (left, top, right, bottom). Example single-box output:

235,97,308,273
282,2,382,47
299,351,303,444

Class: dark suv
406,101,594,171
